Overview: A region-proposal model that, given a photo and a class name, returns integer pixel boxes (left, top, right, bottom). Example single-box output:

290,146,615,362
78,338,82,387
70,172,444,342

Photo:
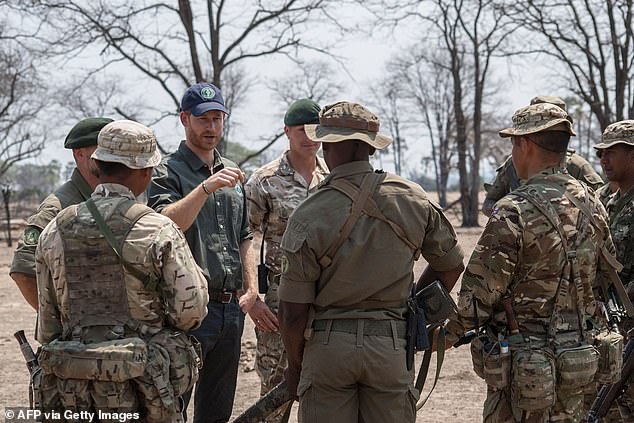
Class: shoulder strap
512,186,586,341
318,173,421,268
317,173,384,268
85,198,158,291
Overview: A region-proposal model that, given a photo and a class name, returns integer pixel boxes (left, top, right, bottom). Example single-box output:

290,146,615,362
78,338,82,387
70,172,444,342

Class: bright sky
31,5,552,180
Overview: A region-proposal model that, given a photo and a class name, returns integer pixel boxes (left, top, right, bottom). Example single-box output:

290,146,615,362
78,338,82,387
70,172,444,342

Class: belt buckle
221,291,233,304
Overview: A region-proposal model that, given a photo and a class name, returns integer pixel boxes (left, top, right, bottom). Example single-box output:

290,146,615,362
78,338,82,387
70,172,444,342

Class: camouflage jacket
483,151,604,216
448,168,616,344
245,151,328,274
606,188,634,285
36,183,209,344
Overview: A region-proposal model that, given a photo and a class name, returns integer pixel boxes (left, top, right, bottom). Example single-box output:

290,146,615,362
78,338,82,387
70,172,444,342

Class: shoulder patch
23,226,41,246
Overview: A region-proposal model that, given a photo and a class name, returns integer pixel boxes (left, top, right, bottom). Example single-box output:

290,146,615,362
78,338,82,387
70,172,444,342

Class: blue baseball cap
180,82,230,116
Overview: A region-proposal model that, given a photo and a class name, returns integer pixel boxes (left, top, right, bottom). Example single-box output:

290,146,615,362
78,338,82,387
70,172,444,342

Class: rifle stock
588,333,634,422
14,330,41,409
232,380,293,423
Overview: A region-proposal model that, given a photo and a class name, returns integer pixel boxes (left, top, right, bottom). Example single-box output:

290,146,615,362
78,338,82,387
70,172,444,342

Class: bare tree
508,0,634,130
16,0,340,155
387,50,456,206
0,25,47,182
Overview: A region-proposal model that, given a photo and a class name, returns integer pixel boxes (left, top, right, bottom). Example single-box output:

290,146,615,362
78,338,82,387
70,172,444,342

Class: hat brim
499,118,576,138
190,102,230,116
304,124,393,150
593,140,634,150
91,148,162,170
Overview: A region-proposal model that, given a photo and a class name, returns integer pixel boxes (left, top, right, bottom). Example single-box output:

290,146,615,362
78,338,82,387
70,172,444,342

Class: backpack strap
318,172,422,268
512,185,586,342
317,173,384,268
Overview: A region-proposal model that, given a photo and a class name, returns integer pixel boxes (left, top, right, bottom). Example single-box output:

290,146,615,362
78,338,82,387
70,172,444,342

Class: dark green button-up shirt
149,141,252,291
11,168,93,276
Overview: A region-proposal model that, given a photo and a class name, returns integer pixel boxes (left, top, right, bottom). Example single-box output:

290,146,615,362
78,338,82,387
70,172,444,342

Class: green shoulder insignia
23,226,41,246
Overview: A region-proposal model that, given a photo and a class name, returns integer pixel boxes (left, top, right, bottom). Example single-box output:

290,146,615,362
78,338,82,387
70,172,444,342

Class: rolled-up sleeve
154,221,209,331
420,202,464,271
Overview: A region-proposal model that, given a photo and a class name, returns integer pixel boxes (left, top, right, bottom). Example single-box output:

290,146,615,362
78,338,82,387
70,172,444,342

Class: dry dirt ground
0,207,486,422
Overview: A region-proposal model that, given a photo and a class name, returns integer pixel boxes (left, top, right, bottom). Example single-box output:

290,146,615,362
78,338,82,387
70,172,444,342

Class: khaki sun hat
91,120,162,169
594,120,634,150
529,95,567,112
499,103,576,138
304,101,393,150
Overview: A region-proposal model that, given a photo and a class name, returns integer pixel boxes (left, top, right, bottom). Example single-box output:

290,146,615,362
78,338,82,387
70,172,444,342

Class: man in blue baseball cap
149,82,265,422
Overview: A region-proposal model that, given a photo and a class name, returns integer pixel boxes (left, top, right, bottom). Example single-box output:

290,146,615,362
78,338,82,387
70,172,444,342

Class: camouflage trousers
255,328,288,423
255,282,289,423
483,384,585,423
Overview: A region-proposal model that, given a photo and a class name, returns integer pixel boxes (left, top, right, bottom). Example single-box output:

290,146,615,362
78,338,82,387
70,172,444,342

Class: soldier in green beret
10,117,113,309
245,98,329,422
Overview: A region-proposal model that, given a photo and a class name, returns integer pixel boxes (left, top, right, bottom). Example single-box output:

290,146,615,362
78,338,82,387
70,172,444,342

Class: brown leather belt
313,319,407,338
208,290,237,304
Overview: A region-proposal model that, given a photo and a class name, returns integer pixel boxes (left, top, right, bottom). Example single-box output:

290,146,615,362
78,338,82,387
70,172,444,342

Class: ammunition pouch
511,348,556,411
39,337,147,382
594,329,623,384
555,344,599,391
470,335,510,389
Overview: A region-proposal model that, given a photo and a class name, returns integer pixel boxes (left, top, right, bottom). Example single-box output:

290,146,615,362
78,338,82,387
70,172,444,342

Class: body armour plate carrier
55,197,153,339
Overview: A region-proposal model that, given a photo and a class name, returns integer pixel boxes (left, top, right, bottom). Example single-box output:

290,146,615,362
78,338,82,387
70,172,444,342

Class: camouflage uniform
448,104,617,423
483,151,604,216
595,120,634,422
244,151,328,403
597,183,616,207
36,121,209,422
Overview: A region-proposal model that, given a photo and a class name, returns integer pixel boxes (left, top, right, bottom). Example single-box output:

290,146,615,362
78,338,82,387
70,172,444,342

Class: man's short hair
93,160,135,178
526,131,570,153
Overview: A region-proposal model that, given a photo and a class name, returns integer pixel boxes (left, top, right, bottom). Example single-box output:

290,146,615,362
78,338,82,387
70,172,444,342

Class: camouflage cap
594,120,634,150
499,103,576,138
64,117,114,149
304,101,392,150
530,95,567,111
91,120,162,169
284,99,321,126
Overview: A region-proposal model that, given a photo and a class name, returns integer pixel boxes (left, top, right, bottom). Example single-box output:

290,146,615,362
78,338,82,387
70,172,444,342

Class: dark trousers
183,300,245,423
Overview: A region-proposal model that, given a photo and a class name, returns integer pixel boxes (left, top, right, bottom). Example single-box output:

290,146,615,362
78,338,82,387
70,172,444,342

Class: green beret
284,99,321,126
64,117,114,149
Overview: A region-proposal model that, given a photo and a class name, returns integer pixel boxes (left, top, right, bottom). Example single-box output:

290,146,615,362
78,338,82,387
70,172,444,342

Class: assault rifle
232,380,293,423
587,330,634,423
14,330,41,409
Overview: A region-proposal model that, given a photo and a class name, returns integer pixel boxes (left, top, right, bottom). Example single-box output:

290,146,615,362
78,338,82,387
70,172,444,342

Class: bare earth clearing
0,199,486,422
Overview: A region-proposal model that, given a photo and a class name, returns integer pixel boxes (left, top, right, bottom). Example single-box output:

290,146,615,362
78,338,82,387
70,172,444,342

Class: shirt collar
92,183,137,200
71,168,94,200
322,161,373,185
177,140,225,173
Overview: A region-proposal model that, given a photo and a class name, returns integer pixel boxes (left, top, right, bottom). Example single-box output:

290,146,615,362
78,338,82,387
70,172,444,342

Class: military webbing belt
85,198,159,292
513,186,587,342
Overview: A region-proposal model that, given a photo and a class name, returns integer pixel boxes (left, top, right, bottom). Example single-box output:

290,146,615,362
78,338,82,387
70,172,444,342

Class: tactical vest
55,197,154,341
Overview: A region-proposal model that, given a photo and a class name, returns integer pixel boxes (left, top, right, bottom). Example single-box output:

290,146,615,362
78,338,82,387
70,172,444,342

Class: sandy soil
0,207,486,422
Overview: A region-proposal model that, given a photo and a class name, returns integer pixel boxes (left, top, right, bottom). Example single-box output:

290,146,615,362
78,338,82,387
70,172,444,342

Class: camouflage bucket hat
530,95,567,112
91,120,162,169
594,120,634,150
304,101,393,150
499,103,576,138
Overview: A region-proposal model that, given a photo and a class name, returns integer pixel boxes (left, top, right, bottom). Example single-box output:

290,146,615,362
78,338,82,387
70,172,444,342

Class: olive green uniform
10,168,92,276
279,161,464,423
